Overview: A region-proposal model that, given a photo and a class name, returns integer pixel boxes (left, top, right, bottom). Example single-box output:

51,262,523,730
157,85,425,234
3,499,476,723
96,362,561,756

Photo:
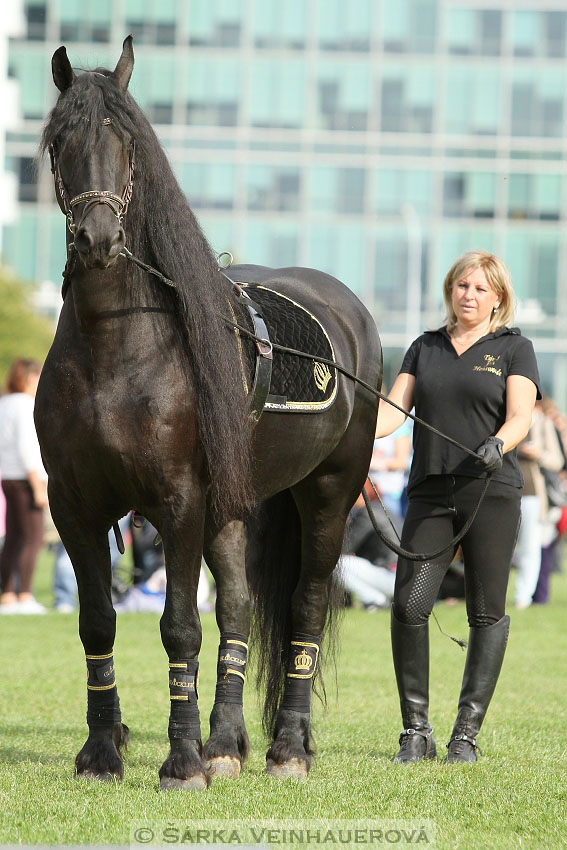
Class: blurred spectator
0,359,47,614
52,514,131,612
342,476,400,611
369,421,412,520
514,400,564,609
532,397,567,604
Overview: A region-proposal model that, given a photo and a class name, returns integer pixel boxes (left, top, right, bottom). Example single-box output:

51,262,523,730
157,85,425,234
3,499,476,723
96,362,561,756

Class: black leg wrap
280,634,321,714
168,660,201,741
86,652,121,727
214,633,248,705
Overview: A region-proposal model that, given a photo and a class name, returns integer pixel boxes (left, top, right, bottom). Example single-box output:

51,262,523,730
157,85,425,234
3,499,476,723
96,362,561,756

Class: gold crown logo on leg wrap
281,636,322,714
288,641,320,679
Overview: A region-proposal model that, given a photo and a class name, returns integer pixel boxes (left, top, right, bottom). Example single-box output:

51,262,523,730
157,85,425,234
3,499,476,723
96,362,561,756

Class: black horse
35,38,382,788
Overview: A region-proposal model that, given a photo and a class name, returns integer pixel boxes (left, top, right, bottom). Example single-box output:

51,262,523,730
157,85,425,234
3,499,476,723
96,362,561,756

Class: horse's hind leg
266,474,352,779
202,517,250,779
49,488,128,780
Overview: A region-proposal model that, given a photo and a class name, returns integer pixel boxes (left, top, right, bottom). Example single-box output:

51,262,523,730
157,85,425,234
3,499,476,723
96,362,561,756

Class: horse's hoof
206,756,241,779
74,770,119,782
159,774,208,791
266,758,308,779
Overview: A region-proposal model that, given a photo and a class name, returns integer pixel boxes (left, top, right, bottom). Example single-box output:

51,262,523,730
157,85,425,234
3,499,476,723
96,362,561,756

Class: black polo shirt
399,326,541,494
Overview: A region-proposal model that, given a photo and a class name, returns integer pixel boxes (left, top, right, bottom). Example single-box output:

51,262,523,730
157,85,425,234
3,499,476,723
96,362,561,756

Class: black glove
475,436,504,473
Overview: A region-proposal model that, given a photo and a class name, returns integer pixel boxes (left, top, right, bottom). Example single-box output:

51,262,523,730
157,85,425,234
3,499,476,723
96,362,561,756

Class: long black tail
246,489,343,736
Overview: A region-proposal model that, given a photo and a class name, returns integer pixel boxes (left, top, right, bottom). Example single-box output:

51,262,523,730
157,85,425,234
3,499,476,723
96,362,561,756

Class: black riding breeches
393,475,521,628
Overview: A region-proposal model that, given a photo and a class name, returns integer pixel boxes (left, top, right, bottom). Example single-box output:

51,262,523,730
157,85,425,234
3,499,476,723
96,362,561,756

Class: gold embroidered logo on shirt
473,354,502,377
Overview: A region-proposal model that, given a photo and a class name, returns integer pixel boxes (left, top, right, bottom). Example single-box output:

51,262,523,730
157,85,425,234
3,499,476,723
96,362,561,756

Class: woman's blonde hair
442,250,516,333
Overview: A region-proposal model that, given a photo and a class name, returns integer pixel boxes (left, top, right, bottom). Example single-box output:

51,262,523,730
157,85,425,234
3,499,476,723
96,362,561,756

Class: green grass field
0,547,565,849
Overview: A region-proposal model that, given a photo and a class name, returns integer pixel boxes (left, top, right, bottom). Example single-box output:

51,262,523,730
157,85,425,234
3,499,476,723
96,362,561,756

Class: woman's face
451,266,500,329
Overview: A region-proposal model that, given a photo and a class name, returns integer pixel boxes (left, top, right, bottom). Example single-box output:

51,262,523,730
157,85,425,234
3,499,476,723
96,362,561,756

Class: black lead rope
361,478,491,563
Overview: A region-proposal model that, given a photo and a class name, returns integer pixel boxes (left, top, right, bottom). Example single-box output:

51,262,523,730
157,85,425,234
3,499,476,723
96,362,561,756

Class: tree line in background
0,267,54,387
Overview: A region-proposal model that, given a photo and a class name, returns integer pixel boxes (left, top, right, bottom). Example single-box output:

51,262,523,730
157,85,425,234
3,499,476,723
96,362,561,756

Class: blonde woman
376,251,540,764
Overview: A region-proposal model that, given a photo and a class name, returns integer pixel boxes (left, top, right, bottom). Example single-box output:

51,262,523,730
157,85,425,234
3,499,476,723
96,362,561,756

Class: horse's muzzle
75,224,125,269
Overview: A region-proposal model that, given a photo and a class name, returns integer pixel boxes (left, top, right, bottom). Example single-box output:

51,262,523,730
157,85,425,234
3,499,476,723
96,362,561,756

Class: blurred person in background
0,359,47,614
531,397,567,605
514,398,564,609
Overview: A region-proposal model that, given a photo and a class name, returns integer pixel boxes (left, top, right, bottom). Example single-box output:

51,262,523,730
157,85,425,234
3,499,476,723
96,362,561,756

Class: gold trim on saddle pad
240,283,338,413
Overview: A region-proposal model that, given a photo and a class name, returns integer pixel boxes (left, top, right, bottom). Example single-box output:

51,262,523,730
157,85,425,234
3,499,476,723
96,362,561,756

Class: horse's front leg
202,517,250,779
49,488,128,781
158,501,209,791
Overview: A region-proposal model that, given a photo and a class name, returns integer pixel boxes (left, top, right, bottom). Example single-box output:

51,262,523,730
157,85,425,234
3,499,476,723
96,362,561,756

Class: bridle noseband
49,118,135,236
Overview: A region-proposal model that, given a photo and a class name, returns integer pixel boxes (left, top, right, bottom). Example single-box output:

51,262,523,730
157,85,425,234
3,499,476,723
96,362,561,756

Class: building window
60,0,112,42
309,224,365,293
249,60,305,129
244,221,298,268
186,58,240,127
17,158,38,203
444,68,501,136
544,12,567,58
380,67,435,133
254,0,307,50
26,2,47,41
382,0,437,54
318,0,372,52
311,167,365,215
443,172,495,219
187,0,241,47
316,63,370,131
180,163,235,211
375,169,432,217
247,166,301,212
447,9,501,56
508,174,562,221
505,231,559,315
511,71,564,137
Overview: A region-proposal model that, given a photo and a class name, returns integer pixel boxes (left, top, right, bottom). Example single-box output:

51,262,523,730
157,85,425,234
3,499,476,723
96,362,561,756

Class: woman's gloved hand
475,436,504,473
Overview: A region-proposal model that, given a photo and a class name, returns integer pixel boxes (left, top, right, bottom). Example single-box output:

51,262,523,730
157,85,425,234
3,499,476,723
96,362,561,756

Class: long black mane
40,69,252,519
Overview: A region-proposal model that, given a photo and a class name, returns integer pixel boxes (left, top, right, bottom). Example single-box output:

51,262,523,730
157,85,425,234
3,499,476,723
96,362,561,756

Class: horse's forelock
41,72,139,157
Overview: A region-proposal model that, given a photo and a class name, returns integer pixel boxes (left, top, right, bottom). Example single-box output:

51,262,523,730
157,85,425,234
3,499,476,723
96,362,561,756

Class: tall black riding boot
391,609,436,764
447,615,510,763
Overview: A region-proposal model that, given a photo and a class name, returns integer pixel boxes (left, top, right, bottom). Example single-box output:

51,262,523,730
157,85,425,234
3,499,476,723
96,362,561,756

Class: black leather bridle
49,122,135,237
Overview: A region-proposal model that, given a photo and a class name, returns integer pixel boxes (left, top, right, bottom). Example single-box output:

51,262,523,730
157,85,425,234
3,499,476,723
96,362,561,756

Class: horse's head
48,37,135,270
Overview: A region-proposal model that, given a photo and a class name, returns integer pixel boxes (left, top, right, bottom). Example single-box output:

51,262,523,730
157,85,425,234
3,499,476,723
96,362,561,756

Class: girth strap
233,283,273,424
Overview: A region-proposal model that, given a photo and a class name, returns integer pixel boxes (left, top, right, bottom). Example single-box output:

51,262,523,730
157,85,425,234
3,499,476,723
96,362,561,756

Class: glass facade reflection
3,0,567,401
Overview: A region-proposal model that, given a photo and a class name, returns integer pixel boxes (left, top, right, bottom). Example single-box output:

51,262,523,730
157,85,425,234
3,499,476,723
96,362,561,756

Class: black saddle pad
242,284,337,413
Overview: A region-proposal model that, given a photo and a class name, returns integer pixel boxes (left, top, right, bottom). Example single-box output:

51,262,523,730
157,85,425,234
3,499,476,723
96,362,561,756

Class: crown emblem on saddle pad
294,649,313,672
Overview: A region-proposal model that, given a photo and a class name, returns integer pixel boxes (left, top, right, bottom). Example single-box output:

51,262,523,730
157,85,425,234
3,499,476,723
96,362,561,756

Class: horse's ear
112,35,134,92
52,46,76,92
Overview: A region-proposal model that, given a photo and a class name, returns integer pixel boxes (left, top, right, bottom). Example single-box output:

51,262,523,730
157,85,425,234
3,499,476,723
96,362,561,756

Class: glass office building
3,0,567,400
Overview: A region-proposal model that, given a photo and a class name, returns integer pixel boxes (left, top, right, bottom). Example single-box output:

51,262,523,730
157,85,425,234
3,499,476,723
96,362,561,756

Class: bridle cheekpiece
49,117,135,236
